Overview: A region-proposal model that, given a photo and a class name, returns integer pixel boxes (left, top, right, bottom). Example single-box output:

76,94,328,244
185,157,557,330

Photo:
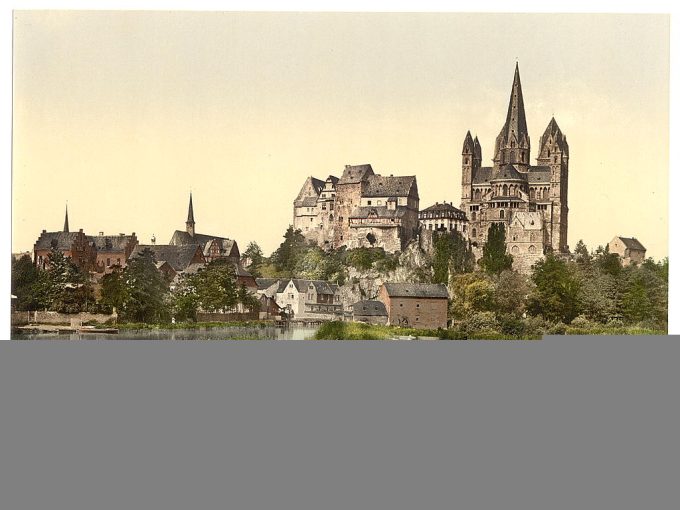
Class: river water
12,325,320,341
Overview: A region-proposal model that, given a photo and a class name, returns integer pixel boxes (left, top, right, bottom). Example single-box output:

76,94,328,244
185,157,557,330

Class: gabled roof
383,283,449,299
310,177,325,192
88,234,136,252
297,196,318,208
130,244,203,272
169,231,236,256
339,164,374,184
287,279,338,295
364,175,418,198
256,278,282,291
352,300,388,317
538,117,569,157
616,237,646,251
325,175,339,185
420,202,465,214
491,164,526,182
526,167,551,183
34,231,86,251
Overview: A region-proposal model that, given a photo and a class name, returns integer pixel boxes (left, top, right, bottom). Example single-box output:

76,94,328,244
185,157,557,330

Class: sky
12,11,669,260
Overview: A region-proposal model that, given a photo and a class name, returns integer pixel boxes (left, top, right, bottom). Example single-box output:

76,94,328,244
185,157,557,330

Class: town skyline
12,12,669,259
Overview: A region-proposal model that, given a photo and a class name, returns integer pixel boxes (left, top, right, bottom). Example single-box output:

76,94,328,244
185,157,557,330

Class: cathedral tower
63,204,69,233
493,63,530,170
461,131,475,201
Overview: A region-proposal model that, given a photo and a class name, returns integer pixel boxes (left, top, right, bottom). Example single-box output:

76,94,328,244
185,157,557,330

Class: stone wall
196,311,259,322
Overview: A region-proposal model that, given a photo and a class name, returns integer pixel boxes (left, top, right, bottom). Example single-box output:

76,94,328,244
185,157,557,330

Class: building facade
294,164,420,253
608,236,646,266
378,283,449,330
351,300,388,325
89,232,138,273
419,202,468,236
460,64,570,268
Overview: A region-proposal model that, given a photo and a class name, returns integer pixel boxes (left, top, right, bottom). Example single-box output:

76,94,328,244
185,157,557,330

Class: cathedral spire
494,63,530,167
186,193,195,237
63,204,69,233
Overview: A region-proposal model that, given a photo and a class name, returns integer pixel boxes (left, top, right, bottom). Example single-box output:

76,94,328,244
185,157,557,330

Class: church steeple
494,63,530,168
186,193,195,237
63,204,69,233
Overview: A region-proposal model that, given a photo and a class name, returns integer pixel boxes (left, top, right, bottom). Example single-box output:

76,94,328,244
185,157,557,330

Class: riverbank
314,321,665,340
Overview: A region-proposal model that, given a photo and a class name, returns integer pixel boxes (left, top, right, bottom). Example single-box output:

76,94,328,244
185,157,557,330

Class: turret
63,204,69,233
461,131,475,200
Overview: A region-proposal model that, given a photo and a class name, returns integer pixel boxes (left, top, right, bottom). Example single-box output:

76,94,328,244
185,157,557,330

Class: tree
242,241,265,278
527,254,581,323
432,231,475,284
479,223,513,275
122,248,170,323
270,226,308,275
29,249,94,313
594,244,622,277
11,254,41,310
99,267,128,313
449,273,496,320
494,270,531,317
573,239,592,265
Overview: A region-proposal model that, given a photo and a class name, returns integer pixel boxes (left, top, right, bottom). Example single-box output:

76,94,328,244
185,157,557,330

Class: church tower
63,204,69,233
186,193,195,237
461,131,475,201
537,118,569,252
493,63,530,170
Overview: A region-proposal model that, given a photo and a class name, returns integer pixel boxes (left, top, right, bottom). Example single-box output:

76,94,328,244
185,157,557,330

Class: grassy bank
315,321,665,340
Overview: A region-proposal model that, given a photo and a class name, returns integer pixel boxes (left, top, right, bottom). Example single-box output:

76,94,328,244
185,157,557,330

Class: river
12,325,321,340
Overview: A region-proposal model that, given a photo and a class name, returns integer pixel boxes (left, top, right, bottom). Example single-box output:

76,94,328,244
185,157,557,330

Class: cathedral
460,64,570,271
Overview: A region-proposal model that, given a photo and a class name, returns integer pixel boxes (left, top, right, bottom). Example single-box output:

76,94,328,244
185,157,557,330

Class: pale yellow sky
12,11,669,259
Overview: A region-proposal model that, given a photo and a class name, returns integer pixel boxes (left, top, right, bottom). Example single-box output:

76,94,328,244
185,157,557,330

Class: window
511,245,519,254
106,258,110,266
499,210,505,219
367,200,372,205
472,228,477,237
416,303,420,308
528,245,536,254
471,212,476,221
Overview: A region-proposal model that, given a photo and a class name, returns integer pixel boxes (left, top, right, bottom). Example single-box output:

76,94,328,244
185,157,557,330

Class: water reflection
13,326,320,341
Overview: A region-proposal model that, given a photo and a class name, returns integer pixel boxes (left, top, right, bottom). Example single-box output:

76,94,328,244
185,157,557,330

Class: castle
460,64,570,271
293,164,420,253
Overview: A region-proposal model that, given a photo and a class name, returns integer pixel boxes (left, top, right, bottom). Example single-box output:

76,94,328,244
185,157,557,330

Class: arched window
499,210,505,219
465,158,469,165
529,232,535,242
474,189,481,200
502,184,508,196
530,188,535,200
528,245,536,254
511,245,519,254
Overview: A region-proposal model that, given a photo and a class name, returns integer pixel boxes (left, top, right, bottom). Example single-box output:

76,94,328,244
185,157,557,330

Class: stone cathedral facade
460,64,570,272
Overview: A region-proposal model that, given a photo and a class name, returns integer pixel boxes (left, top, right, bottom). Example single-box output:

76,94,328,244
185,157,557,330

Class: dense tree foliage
119,248,170,323
431,231,475,284
242,241,265,278
478,223,513,275
270,226,309,275
527,254,581,323
11,254,42,310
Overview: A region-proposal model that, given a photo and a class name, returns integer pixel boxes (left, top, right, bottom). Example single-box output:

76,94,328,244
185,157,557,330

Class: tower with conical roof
63,205,69,233
186,193,195,237
493,63,530,169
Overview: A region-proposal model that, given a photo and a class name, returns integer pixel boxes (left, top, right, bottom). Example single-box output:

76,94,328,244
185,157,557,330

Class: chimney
99,231,104,236
42,229,46,233
151,235,156,246
79,228,83,233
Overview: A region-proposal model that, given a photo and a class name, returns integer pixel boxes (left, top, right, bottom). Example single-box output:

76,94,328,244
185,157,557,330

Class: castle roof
538,117,569,157
339,164,374,184
352,300,388,317
527,167,551,183
491,164,525,181
130,244,203,272
298,196,318,207
310,177,325,193
325,175,339,185
287,279,339,295
383,282,449,299
472,167,494,184
363,175,417,198
419,202,466,219
170,230,236,255
616,237,646,252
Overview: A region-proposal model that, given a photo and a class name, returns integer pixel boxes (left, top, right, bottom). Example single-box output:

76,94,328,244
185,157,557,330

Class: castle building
418,202,468,236
33,206,97,272
293,164,420,253
460,64,570,267
608,236,646,266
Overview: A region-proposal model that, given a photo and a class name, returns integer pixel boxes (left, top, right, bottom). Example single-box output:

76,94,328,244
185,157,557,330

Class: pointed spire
63,204,69,233
186,192,196,237
494,63,530,167
187,192,195,223
462,130,475,155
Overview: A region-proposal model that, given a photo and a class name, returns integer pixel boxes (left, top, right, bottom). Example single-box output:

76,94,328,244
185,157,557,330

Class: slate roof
288,279,339,295
130,244,203,272
298,196,318,208
256,278,281,291
325,175,339,185
617,237,646,251
491,164,525,181
310,177,325,193
34,231,87,251
88,234,135,252
419,202,466,219
339,164,374,184
527,167,551,183
383,283,449,299
349,206,408,220
170,231,236,256
363,175,417,198
472,167,494,184
352,300,388,317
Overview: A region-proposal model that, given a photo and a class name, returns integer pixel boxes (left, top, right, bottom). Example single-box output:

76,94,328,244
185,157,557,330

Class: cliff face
337,240,433,310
